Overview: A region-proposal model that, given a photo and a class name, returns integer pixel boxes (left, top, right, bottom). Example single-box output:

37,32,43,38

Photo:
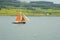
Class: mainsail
16,13,22,22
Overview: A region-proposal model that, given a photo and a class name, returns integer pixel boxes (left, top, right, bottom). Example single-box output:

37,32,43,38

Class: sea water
0,16,60,40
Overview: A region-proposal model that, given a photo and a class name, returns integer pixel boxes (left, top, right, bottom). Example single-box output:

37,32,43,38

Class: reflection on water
0,16,60,40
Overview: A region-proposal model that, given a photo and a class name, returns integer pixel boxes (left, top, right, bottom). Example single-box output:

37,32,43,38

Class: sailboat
13,12,26,24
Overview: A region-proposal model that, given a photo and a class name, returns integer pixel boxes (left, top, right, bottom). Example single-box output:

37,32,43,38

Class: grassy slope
0,8,60,16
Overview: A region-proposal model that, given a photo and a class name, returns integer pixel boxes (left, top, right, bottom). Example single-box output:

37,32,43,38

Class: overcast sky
20,0,60,4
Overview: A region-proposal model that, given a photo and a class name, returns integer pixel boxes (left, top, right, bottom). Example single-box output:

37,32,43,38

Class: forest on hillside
0,0,60,9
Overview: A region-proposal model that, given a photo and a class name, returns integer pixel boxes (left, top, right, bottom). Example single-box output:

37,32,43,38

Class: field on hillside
0,8,60,16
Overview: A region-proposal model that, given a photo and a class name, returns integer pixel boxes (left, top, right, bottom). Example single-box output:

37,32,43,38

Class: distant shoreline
0,14,60,16
0,8,60,16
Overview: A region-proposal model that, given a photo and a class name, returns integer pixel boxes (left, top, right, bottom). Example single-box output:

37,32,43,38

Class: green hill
21,1,60,9
0,1,60,16
0,0,20,8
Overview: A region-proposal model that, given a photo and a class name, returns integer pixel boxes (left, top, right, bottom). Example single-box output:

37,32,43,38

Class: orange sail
16,13,22,22
21,16,25,22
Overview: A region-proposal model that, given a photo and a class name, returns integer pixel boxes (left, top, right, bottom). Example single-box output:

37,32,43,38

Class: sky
20,0,60,4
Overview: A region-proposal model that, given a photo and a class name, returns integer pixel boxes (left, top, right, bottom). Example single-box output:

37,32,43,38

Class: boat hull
13,22,26,24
